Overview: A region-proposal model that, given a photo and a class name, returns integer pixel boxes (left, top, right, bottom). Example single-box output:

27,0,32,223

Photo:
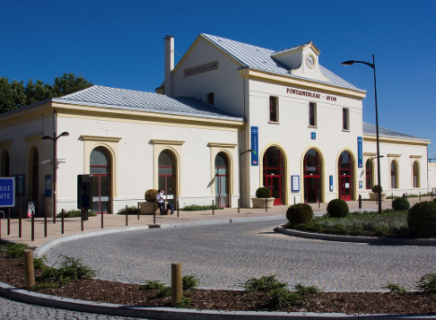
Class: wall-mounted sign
286,88,337,102
311,132,316,140
251,126,259,166
12,174,24,195
0,177,15,208
291,175,300,192
329,175,333,192
184,61,218,77
357,137,363,168
359,181,363,189
45,175,52,197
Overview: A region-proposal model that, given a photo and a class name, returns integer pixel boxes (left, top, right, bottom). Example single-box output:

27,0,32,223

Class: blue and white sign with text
251,126,259,166
357,137,363,168
0,177,15,208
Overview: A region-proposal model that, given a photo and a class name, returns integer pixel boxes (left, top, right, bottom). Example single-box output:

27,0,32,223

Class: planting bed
1,248,436,315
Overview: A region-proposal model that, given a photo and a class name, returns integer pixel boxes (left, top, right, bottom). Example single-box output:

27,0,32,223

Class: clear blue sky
1,0,435,157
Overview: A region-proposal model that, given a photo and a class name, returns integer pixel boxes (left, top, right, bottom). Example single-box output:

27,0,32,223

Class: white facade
0,33,431,215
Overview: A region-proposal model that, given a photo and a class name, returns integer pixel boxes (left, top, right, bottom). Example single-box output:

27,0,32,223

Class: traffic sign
0,177,15,208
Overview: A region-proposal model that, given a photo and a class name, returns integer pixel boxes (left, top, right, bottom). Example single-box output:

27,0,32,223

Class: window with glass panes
365,159,373,190
309,102,317,126
158,150,175,205
343,108,349,130
413,161,419,188
269,96,278,122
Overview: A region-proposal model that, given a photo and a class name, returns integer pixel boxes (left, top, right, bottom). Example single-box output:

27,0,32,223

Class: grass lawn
287,210,412,238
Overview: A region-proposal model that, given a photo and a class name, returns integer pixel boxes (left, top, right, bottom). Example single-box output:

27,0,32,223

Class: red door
339,176,352,201
338,151,353,201
264,176,282,205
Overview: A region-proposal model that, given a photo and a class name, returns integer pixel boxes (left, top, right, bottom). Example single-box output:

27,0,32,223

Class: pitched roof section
363,122,429,142
201,33,364,92
54,85,243,121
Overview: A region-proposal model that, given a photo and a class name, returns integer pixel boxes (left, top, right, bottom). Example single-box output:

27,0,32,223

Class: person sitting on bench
156,189,174,215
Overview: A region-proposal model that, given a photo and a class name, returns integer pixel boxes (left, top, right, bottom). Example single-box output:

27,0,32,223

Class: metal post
359,195,362,209
61,209,64,234
7,208,10,235
24,249,35,290
212,200,215,215
318,200,320,209
31,211,35,242
44,209,47,238
419,192,421,203
153,204,156,224
294,196,296,205
392,193,393,208
125,205,128,226
265,197,268,212
372,55,382,214
177,200,179,217
19,209,22,238
81,210,84,232
101,206,104,229
171,263,182,307
137,202,140,220
238,198,240,214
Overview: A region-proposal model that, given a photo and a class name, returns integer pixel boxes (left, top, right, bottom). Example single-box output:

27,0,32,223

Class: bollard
31,211,35,242
23,249,35,290
137,202,140,220
212,200,215,215
177,200,179,217
419,192,421,203
238,198,241,214
61,209,65,234
171,263,183,307
125,205,128,226
81,209,84,232
7,208,10,235
318,200,320,209
265,197,268,212
19,209,22,238
153,204,156,224
44,209,47,238
392,193,394,207
359,195,362,209
101,206,104,229
294,196,296,205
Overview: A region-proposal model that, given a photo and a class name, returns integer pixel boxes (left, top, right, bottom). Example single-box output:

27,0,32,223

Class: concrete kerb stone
275,226,436,246
1,282,436,320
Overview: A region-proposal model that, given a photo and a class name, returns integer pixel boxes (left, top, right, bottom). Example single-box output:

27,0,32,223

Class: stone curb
1,282,435,319
275,226,436,246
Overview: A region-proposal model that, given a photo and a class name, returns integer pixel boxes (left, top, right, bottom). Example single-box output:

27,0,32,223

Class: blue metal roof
201,33,364,93
55,85,243,121
363,122,429,142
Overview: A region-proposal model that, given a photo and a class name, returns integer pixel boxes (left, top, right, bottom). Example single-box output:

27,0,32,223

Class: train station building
0,33,431,215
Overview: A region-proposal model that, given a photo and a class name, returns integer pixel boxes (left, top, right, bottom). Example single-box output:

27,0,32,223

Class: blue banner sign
357,137,363,168
45,175,52,197
0,177,15,208
251,126,259,166
311,132,316,140
359,181,363,189
329,175,333,191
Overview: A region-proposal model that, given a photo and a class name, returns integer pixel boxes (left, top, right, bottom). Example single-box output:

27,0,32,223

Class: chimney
164,35,174,96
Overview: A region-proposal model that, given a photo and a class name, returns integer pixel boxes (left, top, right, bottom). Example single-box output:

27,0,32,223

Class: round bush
327,199,349,218
372,185,383,193
433,198,436,202
256,187,271,198
286,204,313,226
392,197,410,211
407,201,436,238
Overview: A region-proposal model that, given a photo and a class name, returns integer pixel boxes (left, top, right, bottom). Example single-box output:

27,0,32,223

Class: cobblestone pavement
46,219,436,291
0,296,145,320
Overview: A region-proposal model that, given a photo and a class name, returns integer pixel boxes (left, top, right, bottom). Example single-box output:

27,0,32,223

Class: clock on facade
306,54,316,69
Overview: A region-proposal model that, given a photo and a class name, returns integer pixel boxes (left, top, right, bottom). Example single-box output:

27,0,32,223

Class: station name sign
184,61,218,77
286,88,337,102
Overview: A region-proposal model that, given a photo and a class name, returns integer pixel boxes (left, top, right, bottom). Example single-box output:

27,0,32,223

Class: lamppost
341,55,382,213
42,132,69,223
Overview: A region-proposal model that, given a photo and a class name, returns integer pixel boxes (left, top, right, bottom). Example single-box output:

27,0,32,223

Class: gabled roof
363,122,430,142
54,85,243,121
201,33,364,93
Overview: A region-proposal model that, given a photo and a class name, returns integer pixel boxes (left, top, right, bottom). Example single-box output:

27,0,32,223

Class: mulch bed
1,253,435,315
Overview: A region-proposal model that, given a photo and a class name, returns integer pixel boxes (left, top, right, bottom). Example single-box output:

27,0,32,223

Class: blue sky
1,0,435,157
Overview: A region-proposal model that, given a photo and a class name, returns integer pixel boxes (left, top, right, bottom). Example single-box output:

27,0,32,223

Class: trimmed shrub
117,206,138,215
327,199,349,218
256,187,271,198
286,204,313,226
372,185,383,193
407,201,436,238
392,198,410,211
56,210,96,218
433,198,436,202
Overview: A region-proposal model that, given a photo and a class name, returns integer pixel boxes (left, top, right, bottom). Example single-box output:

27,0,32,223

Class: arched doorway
1,151,10,177
158,150,176,206
365,159,373,190
215,152,229,207
303,149,321,203
263,146,285,205
338,151,353,201
90,147,111,214
413,161,419,188
32,148,39,212
391,161,398,189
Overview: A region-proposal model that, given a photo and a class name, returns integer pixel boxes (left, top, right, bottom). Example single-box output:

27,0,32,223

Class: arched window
1,151,10,177
90,147,111,214
391,161,398,189
263,146,285,205
413,161,419,188
365,159,373,190
338,151,353,201
215,152,229,207
158,150,175,205
304,149,321,203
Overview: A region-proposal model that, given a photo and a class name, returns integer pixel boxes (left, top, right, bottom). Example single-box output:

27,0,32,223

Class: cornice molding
363,135,429,147
410,155,423,159
387,153,401,158
0,140,13,147
23,134,43,142
208,142,238,148
80,135,122,143
363,152,377,156
150,139,185,146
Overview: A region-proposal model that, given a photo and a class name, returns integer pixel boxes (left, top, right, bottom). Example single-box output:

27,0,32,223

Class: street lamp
43,131,69,222
342,55,382,213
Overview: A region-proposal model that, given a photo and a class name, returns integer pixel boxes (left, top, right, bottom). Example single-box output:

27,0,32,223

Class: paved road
45,219,436,291
0,296,145,320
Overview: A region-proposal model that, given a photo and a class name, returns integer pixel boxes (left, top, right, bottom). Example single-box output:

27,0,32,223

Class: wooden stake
171,263,182,307
24,249,35,290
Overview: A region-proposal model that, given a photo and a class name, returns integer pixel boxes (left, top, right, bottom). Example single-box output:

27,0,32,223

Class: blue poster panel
357,137,363,168
329,175,334,191
251,126,259,166
45,175,52,197
0,177,15,208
